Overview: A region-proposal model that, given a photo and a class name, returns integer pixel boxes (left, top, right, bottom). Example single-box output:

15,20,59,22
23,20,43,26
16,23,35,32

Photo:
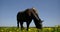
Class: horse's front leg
26,21,31,31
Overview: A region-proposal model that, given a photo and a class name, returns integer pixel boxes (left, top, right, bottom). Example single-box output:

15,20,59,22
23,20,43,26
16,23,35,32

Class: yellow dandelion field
0,27,60,32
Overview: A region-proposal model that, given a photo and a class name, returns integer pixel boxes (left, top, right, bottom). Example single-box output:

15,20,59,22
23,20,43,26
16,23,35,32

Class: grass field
0,27,60,32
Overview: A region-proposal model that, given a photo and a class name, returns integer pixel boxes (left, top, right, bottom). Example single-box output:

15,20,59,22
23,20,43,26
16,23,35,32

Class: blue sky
0,0,60,27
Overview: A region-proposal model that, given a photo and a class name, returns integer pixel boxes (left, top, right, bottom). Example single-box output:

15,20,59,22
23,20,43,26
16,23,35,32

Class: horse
17,7,43,31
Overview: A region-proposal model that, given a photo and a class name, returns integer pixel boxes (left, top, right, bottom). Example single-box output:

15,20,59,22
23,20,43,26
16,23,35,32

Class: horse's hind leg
20,21,23,30
17,21,19,28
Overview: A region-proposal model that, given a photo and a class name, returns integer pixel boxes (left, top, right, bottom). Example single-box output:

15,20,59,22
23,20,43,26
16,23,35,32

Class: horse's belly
21,17,30,21
17,16,30,21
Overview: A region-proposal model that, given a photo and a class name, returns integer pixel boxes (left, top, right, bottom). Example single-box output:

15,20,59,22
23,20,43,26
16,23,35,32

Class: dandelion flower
9,31,12,32
1,30,4,31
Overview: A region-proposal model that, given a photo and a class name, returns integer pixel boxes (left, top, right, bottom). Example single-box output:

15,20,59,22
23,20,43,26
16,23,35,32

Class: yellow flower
1,29,4,31
47,28,53,31
9,31,12,32
17,29,19,31
28,29,31,31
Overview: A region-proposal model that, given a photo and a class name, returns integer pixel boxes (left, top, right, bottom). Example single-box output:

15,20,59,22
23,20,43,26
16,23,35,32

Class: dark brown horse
17,8,43,31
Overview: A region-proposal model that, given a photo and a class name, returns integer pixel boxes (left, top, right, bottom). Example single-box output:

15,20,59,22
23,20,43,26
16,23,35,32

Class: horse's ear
32,7,38,14
32,7,35,9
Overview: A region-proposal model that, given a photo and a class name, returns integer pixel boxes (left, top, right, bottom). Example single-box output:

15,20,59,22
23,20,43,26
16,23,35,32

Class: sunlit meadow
0,26,60,32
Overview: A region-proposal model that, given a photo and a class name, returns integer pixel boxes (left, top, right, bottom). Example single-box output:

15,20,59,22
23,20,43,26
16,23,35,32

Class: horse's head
34,18,43,29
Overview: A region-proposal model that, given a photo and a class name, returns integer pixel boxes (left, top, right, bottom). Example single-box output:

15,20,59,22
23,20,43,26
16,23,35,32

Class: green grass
0,27,60,32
